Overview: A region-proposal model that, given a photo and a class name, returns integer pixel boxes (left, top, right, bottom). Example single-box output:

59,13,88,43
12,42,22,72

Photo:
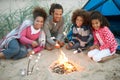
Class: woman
0,6,47,59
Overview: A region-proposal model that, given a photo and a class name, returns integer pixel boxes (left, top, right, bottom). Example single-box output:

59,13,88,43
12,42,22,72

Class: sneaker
78,48,82,53
73,50,78,54
73,48,82,54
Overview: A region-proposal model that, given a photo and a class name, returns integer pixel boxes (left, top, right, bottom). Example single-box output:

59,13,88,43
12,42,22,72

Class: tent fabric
83,0,106,11
83,0,120,16
114,0,120,10
96,0,120,16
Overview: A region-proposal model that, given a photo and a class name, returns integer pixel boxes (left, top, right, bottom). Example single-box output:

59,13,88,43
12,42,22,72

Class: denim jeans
2,39,27,59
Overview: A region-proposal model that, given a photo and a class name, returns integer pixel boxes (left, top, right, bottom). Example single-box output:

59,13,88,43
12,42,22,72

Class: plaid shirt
93,26,118,53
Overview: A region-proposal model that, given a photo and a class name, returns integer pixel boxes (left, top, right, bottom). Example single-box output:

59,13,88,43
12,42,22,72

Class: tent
83,0,120,37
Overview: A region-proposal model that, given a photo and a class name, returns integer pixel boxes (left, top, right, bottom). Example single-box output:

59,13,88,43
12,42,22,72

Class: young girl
88,11,118,62
0,7,47,59
66,9,91,54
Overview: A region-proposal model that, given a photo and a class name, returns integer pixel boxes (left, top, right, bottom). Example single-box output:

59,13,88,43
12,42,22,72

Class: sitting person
19,7,47,56
43,3,65,50
66,9,92,54
88,11,118,62
0,6,47,59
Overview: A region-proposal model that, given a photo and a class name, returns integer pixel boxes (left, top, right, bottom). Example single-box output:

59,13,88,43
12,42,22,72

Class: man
44,3,65,50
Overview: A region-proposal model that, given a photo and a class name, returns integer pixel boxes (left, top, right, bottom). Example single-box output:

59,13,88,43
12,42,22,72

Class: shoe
78,48,82,53
73,50,78,54
73,48,82,54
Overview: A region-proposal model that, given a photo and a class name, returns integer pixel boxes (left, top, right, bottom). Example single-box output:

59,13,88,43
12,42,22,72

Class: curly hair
49,3,63,15
89,11,110,27
71,9,89,26
33,6,47,21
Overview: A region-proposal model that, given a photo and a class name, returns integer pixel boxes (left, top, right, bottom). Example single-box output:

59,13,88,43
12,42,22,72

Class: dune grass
0,0,72,39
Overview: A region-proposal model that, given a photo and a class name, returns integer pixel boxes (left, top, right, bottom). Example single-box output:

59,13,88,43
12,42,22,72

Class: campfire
50,49,84,74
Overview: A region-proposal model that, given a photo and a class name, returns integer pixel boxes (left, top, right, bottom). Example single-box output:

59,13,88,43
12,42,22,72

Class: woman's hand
32,41,38,47
27,50,35,57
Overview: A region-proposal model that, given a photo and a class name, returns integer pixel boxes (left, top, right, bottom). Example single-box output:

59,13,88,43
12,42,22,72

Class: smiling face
91,19,101,30
52,9,63,22
75,16,84,27
33,16,44,30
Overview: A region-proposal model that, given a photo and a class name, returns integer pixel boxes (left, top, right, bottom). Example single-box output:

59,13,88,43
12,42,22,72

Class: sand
0,47,120,80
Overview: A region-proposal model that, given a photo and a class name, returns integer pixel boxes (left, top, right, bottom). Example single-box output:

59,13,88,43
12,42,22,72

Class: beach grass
0,0,73,39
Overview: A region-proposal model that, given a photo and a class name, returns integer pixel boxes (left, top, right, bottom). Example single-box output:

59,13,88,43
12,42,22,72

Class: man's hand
55,42,60,49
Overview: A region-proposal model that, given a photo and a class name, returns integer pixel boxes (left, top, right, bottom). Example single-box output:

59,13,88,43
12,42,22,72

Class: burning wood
50,61,77,74
50,49,84,74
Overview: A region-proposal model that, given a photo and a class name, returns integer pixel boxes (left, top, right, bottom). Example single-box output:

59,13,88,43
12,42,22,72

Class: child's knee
87,51,94,57
87,52,92,57
93,55,102,62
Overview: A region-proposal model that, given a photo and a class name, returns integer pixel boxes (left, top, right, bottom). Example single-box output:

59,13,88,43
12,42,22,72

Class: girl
0,7,47,59
88,11,118,62
66,9,91,54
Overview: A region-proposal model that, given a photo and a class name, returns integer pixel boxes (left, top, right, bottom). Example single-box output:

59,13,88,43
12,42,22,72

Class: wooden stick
27,59,31,75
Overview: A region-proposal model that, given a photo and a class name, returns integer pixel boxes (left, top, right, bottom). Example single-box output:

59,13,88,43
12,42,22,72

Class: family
0,3,118,62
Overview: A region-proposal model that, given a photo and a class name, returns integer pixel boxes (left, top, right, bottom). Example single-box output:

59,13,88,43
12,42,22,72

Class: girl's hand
32,41,38,47
80,42,87,47
89,46,95,50
76,37,86,47
94,45,99,49
89,44,99,50
69,42,73,47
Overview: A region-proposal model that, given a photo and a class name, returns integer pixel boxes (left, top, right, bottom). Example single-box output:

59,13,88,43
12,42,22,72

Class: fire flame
58,49,75,72
58,49,68,64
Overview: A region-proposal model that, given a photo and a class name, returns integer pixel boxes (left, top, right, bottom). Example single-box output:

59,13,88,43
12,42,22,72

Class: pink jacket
19,26,44,53
93,26,118,53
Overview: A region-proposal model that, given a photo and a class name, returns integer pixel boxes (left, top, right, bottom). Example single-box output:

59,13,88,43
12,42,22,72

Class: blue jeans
2,39,27,59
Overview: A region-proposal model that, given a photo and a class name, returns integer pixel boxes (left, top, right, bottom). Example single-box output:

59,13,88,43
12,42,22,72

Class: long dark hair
89,11,110,28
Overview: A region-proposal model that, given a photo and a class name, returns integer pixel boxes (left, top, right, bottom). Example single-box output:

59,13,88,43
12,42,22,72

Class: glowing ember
50,49,83,74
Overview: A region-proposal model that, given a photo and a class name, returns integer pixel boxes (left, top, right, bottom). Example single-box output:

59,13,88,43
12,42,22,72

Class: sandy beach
0,47,120,80
0,0,120,80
